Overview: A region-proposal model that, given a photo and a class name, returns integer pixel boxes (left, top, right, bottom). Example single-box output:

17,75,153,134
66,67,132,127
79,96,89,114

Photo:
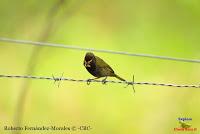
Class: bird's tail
114,74,126,81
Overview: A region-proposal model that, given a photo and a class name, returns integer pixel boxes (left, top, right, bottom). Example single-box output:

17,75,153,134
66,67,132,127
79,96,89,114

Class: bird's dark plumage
83,52,125,81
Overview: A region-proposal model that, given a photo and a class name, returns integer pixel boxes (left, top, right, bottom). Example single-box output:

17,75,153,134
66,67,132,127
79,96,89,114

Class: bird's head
84,52,95,68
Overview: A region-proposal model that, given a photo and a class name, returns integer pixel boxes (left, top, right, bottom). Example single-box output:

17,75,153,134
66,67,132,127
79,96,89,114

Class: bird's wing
95,56,114,73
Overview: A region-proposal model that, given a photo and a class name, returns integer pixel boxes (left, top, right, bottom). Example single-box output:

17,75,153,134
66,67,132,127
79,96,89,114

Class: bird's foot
102,77,107,85
86,78,93,85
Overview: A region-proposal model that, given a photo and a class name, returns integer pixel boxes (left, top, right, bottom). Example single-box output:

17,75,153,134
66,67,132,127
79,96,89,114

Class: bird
83,52,125,82
179,121,191,128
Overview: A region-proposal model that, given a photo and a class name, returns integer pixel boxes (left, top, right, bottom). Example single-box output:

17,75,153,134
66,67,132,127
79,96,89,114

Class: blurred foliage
0,0,200,134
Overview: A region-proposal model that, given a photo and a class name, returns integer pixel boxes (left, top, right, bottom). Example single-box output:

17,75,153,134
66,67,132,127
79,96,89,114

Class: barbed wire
0,37,200,63
0,74,199,89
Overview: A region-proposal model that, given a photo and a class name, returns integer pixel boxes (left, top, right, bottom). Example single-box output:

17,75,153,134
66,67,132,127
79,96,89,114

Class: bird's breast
86,65,101,77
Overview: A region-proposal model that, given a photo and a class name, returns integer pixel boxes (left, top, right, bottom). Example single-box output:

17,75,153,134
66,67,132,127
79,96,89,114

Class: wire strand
0,74,199,88
0,37,200,63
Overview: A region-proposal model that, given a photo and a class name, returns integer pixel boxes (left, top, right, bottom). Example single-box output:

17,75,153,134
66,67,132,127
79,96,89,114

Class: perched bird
83,52,125,81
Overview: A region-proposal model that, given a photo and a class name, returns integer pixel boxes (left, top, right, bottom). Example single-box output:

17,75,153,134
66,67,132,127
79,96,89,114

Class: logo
174,117,197,132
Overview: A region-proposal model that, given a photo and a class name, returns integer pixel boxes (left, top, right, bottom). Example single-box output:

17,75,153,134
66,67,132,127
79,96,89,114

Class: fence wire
0,37,200,63
0,74,199,88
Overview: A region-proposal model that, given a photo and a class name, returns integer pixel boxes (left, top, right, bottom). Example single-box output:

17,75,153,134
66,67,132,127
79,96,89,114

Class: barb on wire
0,37,200,63
52,72,64,87
0,74,200,89
124,75,135,93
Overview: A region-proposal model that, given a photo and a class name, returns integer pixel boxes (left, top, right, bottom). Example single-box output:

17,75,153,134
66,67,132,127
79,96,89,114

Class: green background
0,0,200,134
